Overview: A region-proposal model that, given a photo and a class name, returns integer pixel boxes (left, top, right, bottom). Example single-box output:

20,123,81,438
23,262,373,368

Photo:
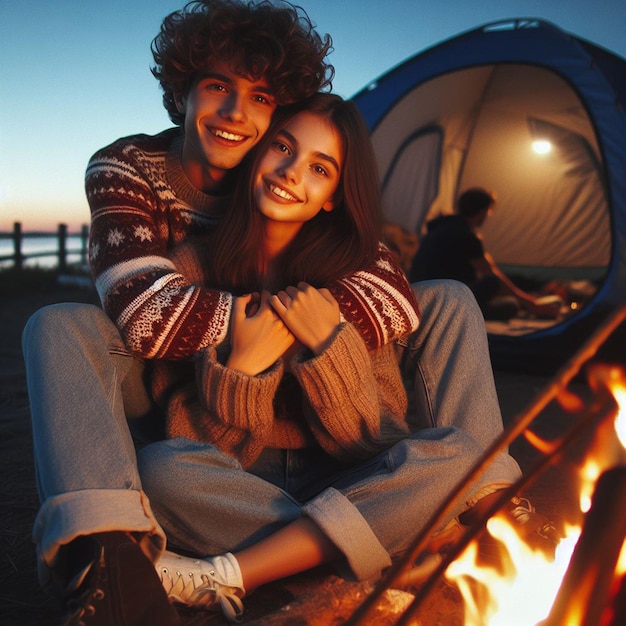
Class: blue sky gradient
1,0,625,231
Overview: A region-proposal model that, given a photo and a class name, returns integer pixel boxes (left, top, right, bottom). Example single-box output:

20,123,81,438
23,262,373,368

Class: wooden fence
0,222,89,271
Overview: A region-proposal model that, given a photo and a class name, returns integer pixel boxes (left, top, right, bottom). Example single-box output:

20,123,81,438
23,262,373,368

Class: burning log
608,574,626,626
543,467,626,626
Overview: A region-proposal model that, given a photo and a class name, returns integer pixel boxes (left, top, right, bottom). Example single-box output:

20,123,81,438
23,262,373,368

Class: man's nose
219,92,245,121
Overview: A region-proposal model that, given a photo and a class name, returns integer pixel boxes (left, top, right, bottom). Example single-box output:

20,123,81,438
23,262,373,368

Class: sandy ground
0,279,608,625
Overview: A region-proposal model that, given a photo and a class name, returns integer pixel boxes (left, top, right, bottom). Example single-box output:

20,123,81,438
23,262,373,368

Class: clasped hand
226,283,340,376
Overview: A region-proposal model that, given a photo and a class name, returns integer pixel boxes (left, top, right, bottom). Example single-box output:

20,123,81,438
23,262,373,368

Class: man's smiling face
178,60,277,192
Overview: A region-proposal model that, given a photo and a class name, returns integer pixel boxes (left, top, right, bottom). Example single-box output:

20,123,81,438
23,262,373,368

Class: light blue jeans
22,280,521,585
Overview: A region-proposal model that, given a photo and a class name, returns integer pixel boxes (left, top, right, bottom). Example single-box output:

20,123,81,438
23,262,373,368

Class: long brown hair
204,93,383,293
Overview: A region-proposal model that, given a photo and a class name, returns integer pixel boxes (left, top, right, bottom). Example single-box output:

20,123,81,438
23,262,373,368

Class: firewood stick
543,466,626,626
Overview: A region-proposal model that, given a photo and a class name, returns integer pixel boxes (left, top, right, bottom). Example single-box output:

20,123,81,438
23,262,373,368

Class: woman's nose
278,158,300,183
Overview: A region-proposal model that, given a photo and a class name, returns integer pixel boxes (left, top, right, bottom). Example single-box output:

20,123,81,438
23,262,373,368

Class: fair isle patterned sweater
86,128,420,359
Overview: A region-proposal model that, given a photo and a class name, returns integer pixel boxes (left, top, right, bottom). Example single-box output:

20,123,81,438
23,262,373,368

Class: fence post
80,224,89,266
58,223,68,272
13,222,24,270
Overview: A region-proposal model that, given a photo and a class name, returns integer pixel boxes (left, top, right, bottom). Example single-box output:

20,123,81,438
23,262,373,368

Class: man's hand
270,282,340,355
524,295,563,319
227,292,294,375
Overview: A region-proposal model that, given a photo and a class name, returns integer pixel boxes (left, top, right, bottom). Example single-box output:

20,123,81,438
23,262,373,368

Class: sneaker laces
496,496,562,564
60,532,180,626
156,551,244,623
506,496,560,543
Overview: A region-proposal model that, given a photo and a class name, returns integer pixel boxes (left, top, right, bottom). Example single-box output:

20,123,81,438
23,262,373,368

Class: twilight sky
1,0,625,231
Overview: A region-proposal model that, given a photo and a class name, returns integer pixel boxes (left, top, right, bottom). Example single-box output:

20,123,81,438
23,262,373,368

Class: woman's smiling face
254,111,343,230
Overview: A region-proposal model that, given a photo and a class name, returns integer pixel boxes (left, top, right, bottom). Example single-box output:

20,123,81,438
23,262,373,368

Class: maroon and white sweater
86,128,420,359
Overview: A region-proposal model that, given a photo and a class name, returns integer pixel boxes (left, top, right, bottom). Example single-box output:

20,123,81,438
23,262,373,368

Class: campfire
346,307,626,626
445,362,626,625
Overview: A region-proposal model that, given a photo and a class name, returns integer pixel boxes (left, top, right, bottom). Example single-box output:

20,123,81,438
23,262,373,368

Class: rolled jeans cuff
303,487,391,581
34,488,166,590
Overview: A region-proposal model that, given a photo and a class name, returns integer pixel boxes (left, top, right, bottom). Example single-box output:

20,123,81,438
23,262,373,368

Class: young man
22,2,419,625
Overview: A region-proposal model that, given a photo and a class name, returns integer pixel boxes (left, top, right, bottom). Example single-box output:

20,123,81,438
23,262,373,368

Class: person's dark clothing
409,215,483,284
409,215,518,321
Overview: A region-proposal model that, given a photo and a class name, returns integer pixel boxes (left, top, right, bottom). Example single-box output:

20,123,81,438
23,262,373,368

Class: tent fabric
369,63,613,277
381,127,442,234
352,19,626,372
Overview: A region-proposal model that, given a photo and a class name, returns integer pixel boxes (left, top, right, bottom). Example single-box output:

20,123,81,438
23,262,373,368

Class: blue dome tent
352,19,626,373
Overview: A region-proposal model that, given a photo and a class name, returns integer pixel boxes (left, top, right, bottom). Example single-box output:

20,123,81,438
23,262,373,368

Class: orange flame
578,365,626,512
445,519,581,625
445,365,626,625
609,372,626,448
617,540,626,576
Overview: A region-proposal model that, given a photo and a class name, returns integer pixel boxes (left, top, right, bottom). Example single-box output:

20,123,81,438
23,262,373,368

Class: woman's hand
227,292,295,376
270,282,340,355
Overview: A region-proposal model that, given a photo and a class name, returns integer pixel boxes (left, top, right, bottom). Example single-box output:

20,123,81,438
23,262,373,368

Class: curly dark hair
151,0,334,125
457,188,496,218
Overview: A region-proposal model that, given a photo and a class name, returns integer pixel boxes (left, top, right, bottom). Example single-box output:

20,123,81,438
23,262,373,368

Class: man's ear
174,93,187,114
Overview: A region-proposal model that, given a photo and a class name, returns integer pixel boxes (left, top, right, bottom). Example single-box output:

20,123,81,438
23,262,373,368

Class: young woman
155,94,412,466
138,94,530,622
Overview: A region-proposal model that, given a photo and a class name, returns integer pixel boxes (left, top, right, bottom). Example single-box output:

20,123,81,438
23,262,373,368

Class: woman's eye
313,164,328,176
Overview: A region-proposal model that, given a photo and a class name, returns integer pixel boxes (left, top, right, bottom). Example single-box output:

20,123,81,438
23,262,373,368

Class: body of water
0,235,88,269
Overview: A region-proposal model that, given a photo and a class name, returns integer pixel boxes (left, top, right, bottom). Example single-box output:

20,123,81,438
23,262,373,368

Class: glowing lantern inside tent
531,139,552,155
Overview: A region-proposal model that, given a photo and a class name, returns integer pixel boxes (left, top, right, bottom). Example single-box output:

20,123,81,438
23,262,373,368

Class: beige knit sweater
152,322,409,468
151,244,411,468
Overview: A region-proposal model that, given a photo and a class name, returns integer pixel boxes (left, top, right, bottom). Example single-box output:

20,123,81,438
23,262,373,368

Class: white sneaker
155,550,245,623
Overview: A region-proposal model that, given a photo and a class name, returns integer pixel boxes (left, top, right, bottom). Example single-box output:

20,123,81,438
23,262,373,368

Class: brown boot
61,532,179,626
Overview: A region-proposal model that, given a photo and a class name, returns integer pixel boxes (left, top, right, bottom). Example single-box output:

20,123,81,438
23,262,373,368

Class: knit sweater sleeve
291,323,409,463
196,349,312,450
328,244,421,351
86,132,232,360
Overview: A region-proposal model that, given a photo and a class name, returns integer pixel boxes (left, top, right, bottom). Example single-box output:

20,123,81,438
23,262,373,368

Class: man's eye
273,141,289,153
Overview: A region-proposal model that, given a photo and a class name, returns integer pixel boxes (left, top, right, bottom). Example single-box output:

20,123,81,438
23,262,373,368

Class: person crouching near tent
409,187,562,321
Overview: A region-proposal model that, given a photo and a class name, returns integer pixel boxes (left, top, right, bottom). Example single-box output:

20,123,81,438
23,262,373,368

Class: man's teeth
214,129,244,141
270,184,297,201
